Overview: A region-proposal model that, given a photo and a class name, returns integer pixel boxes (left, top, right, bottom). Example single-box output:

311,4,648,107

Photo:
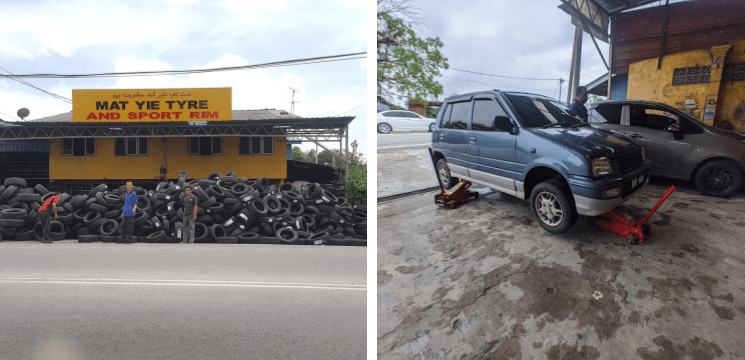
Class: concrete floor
378,185,745,359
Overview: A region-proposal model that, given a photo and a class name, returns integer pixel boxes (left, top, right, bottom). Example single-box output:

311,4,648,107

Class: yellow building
627,40,745,132
0,109,353,193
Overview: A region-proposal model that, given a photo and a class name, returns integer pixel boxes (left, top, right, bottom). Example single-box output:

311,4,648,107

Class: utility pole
558,78,565,100
288,87,300,114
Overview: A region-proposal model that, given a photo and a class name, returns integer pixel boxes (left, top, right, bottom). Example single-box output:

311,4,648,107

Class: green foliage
377,11,448,103
343,164,367,205
291,146,309,162
426,106,440,119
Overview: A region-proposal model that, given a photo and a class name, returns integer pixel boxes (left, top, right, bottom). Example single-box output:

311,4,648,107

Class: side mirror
667,123,684,140
494,116,515,133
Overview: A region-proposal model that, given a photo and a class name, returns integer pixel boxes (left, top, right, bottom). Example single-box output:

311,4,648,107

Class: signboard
72,88,231,122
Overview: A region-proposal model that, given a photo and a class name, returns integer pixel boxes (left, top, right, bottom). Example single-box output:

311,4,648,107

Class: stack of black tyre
0,173,367,246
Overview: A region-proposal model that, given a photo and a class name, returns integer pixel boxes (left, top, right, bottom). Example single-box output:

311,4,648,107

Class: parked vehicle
377,110,435,134
431,91,650,234
587,100,745,198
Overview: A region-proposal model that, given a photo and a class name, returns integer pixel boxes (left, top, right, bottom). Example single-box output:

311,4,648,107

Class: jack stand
590,185,676,245
428,148,480,209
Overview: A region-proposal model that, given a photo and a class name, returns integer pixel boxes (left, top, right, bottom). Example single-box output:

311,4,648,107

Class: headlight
592,157,613,177
640,147,646,160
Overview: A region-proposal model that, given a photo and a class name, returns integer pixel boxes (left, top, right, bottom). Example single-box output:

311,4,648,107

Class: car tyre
694,160,743,198
377,122,392,134
530,180,577,235
436,159,458,189
428,123,435,132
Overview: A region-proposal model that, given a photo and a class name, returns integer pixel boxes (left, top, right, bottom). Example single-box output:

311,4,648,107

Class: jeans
182,216,195,242
40,210,51,242
120,216,135,242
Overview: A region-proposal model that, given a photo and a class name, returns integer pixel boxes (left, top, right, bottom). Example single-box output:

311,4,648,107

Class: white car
377,110,435,134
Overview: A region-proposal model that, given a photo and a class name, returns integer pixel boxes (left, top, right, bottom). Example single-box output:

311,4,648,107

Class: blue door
468,96,518,192
435,99,473,177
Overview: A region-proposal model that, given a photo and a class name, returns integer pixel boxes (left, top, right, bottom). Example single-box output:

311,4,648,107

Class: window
629,107,677,131
442,102,469,129
439,104,454,128
62,138,96,156
722,62,745,82
189,137,222,155
590,105,622,124
115,138,148,156
672,66,711,85
239,137,274,155
471,99,509,131
679,117,705,135
504,94,582,128
402,112,420,119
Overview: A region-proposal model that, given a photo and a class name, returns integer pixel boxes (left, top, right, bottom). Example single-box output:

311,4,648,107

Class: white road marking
377,143,431,149
0,278,367,291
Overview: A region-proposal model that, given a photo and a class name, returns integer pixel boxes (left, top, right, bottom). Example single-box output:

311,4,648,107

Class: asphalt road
0,242,366,360
377,132,431,150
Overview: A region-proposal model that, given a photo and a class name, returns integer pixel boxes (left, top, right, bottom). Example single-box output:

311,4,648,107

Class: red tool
428,148,479,208
591,185,676,245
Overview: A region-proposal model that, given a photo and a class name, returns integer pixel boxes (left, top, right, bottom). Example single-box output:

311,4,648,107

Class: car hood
530,126,639,157
707,126,745,142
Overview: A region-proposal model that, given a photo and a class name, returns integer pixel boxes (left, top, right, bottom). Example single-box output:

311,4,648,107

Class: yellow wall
627,41,745,132
49,137,287,180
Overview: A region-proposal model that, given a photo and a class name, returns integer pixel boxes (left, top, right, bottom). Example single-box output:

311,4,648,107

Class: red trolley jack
590,185,676,245
429,148,479,208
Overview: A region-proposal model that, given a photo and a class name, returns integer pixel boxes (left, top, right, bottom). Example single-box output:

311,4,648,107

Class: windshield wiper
540,123,564,129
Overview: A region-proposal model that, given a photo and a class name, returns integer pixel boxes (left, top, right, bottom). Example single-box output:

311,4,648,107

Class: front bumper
567,163,651,216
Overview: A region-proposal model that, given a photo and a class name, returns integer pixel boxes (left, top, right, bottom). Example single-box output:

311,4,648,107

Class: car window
504,94,582,128
471,99,509,131
679,117,705,134
446,102,469,129
403,112,421,119
630,106,677,131
590,105,622,124
381,111,394,117
439,104,454,128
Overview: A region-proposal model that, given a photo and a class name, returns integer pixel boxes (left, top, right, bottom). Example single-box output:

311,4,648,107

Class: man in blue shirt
120,181,138,244
569,86,589,123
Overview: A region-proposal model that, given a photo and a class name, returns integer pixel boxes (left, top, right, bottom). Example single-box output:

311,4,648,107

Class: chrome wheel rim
438,164,450,186
378,123,391,133
535,192,563,226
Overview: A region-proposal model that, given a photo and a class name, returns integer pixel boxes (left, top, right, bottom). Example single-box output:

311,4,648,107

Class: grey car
587,100,745,197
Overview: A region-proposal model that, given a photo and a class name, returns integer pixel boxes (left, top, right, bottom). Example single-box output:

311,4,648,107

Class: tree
291,146,309,162
344,164,367,205
377,3,448,104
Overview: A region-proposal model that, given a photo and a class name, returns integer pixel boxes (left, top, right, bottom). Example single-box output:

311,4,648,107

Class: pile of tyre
0,173,367,246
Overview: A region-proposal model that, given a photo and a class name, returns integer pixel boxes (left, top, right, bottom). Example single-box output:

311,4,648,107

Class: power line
336,102,366,116
5,52,366,79
448,68,561,81
0,110,21,121
0,66,72,103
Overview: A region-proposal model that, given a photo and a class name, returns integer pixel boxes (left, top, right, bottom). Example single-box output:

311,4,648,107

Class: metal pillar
344,125,349,183
607,23,614,99
567,26,583,105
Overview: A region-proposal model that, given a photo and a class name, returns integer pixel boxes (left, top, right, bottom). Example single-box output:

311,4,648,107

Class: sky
397,0,668,106
0,0,367,154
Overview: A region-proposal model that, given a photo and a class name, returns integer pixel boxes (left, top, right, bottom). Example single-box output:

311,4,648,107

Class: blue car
431,91,651,234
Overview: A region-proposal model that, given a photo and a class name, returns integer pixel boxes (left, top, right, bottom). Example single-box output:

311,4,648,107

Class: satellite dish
17,108,30,120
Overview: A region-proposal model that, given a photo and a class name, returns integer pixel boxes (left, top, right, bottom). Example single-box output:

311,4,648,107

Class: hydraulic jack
590,185,676,245
428,148,479,208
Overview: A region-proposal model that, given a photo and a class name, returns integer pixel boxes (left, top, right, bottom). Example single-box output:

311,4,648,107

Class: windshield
505,94,584,128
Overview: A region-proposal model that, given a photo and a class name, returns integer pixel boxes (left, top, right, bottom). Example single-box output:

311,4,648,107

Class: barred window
62,138,96,156
239,137,274,155
115,138,148,156
722,62,745,82
672,66,711,85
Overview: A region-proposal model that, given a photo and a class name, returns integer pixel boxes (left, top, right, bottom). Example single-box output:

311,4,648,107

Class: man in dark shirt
39,193,59,243
569,86,589,123
120,181,138,244
181,185,198,244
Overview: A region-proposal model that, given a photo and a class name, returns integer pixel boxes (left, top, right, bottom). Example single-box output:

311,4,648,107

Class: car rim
378,123,391,133
535,192,563,226
702,167,735,193
438,165,449,186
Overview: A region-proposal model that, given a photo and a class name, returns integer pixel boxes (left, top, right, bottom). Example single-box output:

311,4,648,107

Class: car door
403,112,426,130
624,105,689,177
436,100,473,177
468,95,518,191
588,104,625,135
386,111,407,130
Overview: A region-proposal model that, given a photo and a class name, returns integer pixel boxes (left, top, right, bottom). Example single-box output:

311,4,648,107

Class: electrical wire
0,110,22,121
0,66,72,103
336,103,366,116
448,68,562,81
6,52,366,79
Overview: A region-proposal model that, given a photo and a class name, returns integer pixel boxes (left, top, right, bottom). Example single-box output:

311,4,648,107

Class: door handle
469,136,477,142
628,133,642,138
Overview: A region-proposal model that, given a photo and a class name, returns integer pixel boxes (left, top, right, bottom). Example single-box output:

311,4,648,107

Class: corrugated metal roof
19,109,302,123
